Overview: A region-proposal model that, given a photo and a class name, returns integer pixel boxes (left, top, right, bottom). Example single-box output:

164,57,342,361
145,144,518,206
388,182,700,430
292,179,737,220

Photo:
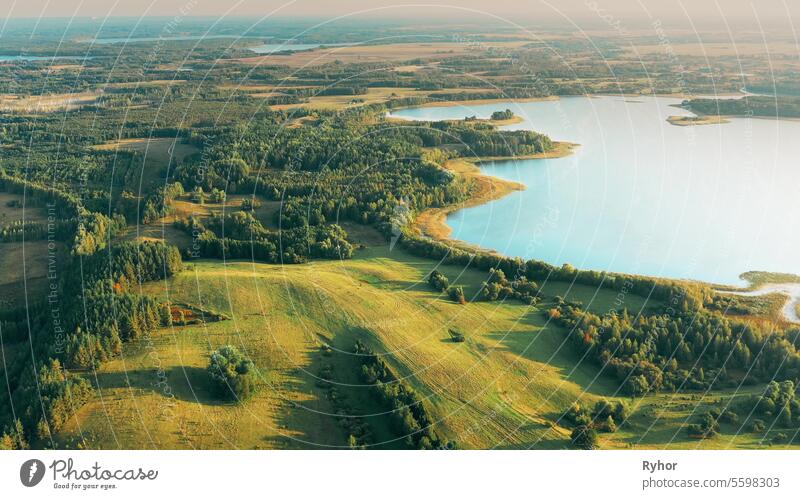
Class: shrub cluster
480,268,539,304
490,109,515,120
207,345,257,401
426,270,449,291
562,399,628,434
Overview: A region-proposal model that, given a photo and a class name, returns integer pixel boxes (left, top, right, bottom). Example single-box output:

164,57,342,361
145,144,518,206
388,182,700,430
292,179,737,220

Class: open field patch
271,86,505,111
0,91,100,113
0,192,48,224
0,240,65,309
230,41,529,67
119,194,276,248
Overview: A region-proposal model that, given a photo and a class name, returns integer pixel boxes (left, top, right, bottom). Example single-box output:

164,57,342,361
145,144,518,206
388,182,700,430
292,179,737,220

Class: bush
480,268,538,304
207,345,256,401
241,197,261,211
562,399,627,431
571,425,598,449
447,328,465,343
448,285,466,304
687,412,720,439
596,415,617,433
593,399,628,423
427,270,449,292
490,109,515,121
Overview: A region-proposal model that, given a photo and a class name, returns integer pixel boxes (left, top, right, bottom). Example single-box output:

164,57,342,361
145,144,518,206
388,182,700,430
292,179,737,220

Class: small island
667,115,730,126
487,108,523,125
490,108,515,120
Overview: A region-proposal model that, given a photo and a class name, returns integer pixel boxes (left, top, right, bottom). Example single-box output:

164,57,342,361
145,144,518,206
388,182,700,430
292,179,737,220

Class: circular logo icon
20,459,45,487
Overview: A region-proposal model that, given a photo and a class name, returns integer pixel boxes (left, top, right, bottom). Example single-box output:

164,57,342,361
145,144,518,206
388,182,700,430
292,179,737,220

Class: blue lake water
390,96,800,285
84,36,351,54
86,35,260,44
249,42,356,54
0,55,86,61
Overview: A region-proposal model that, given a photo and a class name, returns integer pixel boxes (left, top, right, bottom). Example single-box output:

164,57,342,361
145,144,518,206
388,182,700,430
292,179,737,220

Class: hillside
55,245,797,449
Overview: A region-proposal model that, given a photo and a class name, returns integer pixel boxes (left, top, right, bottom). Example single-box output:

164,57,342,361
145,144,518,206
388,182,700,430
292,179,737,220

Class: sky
2,0,797,26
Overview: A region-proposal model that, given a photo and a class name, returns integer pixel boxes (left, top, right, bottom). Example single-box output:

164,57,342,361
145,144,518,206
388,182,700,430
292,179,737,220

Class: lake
85,35,261,44
84,36,353,54
390,96,800,285
249,42,356,54
0,55,87,62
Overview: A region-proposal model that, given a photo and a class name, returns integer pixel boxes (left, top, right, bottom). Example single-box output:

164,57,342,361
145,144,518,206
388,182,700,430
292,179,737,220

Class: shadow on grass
483,311,619,398
93,366,226,405
266,330,409,450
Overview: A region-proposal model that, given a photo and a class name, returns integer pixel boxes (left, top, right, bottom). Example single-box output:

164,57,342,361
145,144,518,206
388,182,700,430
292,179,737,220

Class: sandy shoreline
410,141,577,248
390,100,577,249
385,114,526,127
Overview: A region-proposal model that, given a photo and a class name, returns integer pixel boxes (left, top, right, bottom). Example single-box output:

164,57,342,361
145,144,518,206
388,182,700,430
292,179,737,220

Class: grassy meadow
55,242,800,449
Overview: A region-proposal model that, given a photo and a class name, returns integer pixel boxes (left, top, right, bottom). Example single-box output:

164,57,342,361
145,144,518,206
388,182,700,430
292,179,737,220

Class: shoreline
390,95,560,113
470,140,577,163
419,95,560,108
717,283,800,324
596,92,748,99
385,114,527,127
410,141,577,249
390,98,577,250
398,96,800,304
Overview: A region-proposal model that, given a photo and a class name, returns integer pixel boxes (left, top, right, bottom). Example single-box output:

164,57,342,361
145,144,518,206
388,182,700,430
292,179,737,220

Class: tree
241,197,261,211
599,415,617,433
447,328,466,343
427,270,449,292
160,304,173,326
624,375,649,396
563,403,591,426
687,412,719,439
448,285,466,304
207,345,257,401
192,186,206,204
0,419,29,450
491,109,515,120
571,425,598,449
209,188,226,203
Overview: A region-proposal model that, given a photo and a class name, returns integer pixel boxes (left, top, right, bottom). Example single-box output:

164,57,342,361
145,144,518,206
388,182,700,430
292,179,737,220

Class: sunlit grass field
57,245,800,449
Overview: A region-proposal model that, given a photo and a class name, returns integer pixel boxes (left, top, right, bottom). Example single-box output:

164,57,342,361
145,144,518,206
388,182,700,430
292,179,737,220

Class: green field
55,245,799,449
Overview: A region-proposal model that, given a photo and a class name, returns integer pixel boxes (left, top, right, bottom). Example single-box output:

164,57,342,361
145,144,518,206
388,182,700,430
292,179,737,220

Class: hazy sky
3,0,796,25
